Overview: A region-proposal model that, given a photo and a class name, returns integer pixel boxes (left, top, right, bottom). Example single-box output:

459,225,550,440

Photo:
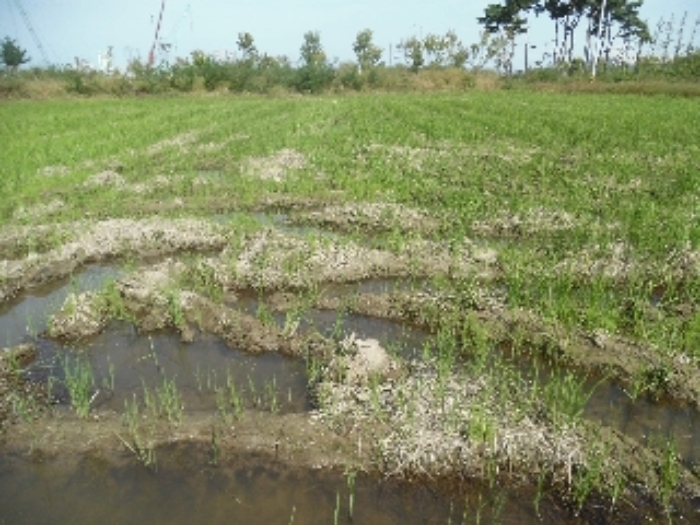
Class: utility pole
591,0,608,79
149,0,167,67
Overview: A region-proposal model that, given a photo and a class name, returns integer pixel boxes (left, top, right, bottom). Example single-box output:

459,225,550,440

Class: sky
1,0,698,71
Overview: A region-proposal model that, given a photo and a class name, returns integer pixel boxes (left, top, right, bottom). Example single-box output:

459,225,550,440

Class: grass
119,394,158,470
659,439,681,517
142,375,184,424
215,370,244,424
1,89,699,521
61,354,95,419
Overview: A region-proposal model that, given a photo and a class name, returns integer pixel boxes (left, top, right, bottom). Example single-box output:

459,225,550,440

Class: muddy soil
310,289,700,411
0,344,44,433
0,218,226,303
2,210,700,522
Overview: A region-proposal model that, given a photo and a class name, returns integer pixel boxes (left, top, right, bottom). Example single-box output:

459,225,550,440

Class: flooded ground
1,228,699,523
585,379,700,470
3,91,700,523
0,447,579,525
0,265,120,348
28,325,310,416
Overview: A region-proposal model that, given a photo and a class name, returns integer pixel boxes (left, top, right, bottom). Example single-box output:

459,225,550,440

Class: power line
9,2,20,38
11,0,50,65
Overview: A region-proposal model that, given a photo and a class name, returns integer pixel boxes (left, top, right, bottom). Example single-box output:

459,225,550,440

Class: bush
0,74,25,97
1,44,698,99
334,62,364,91
294,64,335,93
169,61,195,92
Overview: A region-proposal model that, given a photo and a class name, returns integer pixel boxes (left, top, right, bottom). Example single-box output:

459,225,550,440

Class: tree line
478,0,652,72
2,1,699,96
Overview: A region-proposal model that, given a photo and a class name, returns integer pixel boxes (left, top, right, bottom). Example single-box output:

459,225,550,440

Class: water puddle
303,309,428,360
497,345,700,467
2,264,700,520
0,265,121,348
0,446,578,525
25,323,309,416
0,264,308,415
229,280,700,466
228,286,428,361
584,379,700,467
322,277,431,296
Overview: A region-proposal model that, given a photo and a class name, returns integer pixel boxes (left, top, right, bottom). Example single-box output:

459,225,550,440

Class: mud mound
318,358,583,481
12,199,66,221
47,291,108,340
327,334,401,384
362,141,538,171
38,165,70,177
209,231,497,290
0,218,226,303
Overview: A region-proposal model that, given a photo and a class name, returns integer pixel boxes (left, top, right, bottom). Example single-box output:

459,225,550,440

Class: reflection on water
229,301,428,362
26,324,310,415
585,380,700,468
1,265,699,522
0,265,120,348
0,263,308,415
0,446,578,525
305,310,428,360
495,344,700,468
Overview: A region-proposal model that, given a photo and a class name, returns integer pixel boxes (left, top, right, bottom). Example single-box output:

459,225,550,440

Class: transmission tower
11,0,50,65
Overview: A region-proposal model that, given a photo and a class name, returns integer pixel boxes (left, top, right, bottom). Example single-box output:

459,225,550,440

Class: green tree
237,32,258,61
478,0,650,66
1,37,30,72
467,31,514,71
297,31,333,92
478,2,529,35
353,29,383,71
423,31,470,67
398,36,425,72
300,31,326,67
230,33,259,92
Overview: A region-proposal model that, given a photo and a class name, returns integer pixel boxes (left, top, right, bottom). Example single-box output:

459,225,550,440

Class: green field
2,91,700,521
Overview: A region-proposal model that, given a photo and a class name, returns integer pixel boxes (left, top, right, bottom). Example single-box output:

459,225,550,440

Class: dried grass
243,149,307,182
317,360,584,482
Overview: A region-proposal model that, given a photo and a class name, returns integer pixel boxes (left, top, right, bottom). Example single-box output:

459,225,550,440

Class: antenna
11,0,50,65
148,0,167,67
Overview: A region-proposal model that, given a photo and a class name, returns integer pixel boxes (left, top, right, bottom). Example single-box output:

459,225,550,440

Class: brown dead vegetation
243,149,307,182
